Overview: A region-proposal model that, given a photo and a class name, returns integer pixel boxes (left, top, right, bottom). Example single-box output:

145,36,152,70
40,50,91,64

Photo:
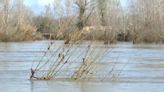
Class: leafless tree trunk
97,0,108,26
76,0,93,31
2,0,10,40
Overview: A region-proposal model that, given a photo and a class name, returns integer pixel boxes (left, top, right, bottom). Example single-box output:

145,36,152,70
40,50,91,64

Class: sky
24,0,54,14
24,0,53,6
24,0,128,15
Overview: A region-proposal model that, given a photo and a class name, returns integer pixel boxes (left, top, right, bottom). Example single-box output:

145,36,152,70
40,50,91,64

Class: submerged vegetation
0,0,163,81
30,40,115,81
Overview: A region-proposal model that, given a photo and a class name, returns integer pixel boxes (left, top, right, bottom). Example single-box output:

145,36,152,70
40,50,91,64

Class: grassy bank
1,26,164,44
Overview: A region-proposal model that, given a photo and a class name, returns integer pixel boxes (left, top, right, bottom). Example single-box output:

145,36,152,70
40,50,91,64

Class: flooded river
0,41,164,92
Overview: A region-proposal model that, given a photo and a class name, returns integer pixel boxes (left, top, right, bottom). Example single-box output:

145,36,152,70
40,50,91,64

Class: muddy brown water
0,41,164,92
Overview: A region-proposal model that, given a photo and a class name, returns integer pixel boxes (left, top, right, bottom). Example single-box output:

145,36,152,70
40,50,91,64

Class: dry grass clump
63,26,117,44
51,30,65,40
71,44,109,80
11,24,43,41
81,26,117,44
65,31,83,44
0,24,43,42
30,40,114,81
0,32,8,41
133,29,164,44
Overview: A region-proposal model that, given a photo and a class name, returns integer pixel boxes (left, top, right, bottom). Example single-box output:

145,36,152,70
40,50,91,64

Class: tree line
0,0,164,44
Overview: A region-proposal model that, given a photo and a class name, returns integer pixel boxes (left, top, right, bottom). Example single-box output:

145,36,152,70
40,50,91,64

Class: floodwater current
0,41,164,92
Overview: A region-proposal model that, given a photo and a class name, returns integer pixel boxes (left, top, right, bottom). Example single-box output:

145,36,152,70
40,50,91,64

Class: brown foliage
11,24,43,41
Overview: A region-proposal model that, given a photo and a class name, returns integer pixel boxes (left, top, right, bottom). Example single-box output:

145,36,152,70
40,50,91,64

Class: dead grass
62,26,117,44
0,24,43,42
30,40,115,81
12,24,43,41
0,32,7,41
133,29,164,44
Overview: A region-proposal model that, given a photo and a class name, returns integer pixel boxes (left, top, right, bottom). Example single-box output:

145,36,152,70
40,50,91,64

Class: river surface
0,41,164,92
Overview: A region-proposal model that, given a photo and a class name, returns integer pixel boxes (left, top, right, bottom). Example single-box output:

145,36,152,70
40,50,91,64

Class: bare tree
97,0,108,26
75,0,94,31
0,0,11,40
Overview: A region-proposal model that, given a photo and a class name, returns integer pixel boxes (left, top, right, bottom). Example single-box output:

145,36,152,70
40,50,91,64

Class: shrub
11,24,43,41
133,29,164,44
0,31,7,41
